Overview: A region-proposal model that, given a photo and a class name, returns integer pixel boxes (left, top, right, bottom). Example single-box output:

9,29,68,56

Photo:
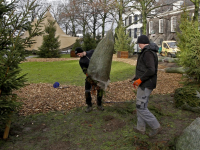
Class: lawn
19,60,135,86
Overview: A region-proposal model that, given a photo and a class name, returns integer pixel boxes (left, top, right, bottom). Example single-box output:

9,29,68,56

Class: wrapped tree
0,0,47,139
38,19,61,58
87,29,114,90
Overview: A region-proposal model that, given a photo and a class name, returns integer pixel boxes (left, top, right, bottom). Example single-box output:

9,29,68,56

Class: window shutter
149,21,153,34
134,15,138,24
159,19,163,33
134,28,137,38
131,29,134,37
129,16,132,25
171,16,177,32
140,14,142,23
129,29,131,37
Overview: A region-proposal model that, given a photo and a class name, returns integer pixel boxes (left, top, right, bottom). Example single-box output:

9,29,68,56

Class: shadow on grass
0,94,199,150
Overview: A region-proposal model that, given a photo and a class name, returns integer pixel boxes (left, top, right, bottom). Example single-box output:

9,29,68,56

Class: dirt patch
102,117,126,132
14,55,183,116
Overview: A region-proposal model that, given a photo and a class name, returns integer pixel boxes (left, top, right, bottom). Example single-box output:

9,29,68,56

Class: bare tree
127,0,174,35
17,0,49,22
190,0,200,21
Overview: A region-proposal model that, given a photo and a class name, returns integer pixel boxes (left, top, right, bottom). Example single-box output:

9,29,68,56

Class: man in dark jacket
75,47,104,113
132,35,161,137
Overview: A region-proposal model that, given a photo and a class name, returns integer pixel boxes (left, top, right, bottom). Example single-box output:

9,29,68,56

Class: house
124,0,197,52
124,9,143,53
147,0,195,47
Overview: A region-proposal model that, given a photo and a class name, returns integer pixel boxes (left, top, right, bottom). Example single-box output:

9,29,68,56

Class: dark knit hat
136,35,150,44
75,47,83,54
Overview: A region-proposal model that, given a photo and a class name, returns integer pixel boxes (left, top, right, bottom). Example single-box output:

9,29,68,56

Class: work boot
97,105,104,111
85,106,93,113
133,126,145,135
148,127,162,137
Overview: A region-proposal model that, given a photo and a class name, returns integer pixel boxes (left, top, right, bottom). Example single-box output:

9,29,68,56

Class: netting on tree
87,29,114,90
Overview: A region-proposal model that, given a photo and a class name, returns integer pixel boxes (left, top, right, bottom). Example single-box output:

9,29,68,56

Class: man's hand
77,51,86,57
133,78,142,88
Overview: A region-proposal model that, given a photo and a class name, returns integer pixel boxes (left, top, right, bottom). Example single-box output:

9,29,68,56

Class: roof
21,11,78,51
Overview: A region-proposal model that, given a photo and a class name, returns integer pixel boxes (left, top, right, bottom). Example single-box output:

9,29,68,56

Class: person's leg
97,89,103,106
136,87,160,132
85,78,92,112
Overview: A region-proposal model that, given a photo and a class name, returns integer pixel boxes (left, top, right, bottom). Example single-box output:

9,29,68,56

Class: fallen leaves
14,55,183,116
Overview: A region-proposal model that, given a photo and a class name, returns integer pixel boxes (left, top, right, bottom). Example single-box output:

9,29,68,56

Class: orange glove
86,73,88,77
133,78,142,88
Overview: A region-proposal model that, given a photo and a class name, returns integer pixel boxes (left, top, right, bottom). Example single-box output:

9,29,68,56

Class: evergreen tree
0,0,47,137
114,21,134,52
38,19,61,58
177,9,200,83
72,39,82,51
82,33,96,51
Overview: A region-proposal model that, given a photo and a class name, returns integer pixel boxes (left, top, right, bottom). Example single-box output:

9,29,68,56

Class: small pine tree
177,9,200,83
96,34,102,44
82,33,96,51
0,0,48,138
114,22,134,52
38,19,61,58
72,39,82,51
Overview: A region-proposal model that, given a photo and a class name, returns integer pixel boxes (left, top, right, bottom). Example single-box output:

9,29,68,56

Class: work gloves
133,78,142,88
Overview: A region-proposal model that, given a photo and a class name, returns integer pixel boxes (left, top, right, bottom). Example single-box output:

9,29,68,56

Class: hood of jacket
142,43,159,53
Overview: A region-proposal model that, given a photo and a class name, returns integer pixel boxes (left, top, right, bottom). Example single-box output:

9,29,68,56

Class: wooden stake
3,120,11,140
3,111,13,140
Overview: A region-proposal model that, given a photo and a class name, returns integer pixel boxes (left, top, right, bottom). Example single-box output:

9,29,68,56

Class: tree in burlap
38,19,61,58
0,0,48,138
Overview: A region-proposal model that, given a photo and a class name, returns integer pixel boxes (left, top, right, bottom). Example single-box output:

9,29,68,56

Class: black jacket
79,50,94,74
135,43,158,89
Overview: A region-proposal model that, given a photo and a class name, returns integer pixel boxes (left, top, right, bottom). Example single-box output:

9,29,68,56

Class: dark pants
85,77,103,107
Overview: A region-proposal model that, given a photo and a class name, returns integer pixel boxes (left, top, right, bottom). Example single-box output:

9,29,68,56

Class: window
128,29,131,37
131,29,134,37
159,19,163,33
129,16,132,25
149,21,153,34
134,28,137,38
171,16,177,32
163,43,168,49
140,14,142,23
125,17,129,26
134,15,138,24
140,28,143,35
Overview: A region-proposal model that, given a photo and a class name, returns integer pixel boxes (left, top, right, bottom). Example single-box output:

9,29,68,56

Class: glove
86,73,88,77
133,78,142,88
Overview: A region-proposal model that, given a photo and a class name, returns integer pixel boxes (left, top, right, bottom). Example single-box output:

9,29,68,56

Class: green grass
60,54,71,58
1,95,199,149
19,60,135,86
